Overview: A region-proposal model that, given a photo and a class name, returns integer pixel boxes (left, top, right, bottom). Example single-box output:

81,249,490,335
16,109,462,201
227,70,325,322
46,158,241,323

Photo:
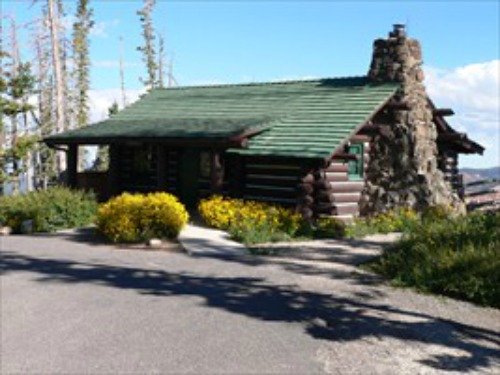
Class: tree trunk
47,0,66,175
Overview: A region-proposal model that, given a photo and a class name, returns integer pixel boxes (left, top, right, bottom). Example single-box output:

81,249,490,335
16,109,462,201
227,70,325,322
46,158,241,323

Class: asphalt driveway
1,226,499,374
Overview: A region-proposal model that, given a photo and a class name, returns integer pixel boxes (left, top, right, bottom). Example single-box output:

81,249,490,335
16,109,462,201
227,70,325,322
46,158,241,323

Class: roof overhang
428,98,484,155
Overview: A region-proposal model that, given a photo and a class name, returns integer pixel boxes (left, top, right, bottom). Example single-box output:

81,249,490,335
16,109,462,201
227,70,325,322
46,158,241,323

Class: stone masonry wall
359,25,463,214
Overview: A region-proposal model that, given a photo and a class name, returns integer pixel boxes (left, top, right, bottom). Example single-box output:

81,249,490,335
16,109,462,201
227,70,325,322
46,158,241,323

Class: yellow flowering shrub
198,195,244,229
198,195,303,243
97,192,189,243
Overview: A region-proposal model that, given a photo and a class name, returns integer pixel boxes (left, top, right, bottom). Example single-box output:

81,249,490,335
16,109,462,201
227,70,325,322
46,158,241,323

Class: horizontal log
334,203,359,216
297,183,314,194
350,134,371,143
245,167,302,177
386,100,411,110
245,184,296,193
301,174,315,184
316,191,361,203
313,205,335,215
358,124,380,135
245,177,299,188
325,172,348,182
330,181,365,193
314,180,332,190
297,195,314,206
332,193,361,203
325,163,348,173
332,152,358,161
243,195,296,206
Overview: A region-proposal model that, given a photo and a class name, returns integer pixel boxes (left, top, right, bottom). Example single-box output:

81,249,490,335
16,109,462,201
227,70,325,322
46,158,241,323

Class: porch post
157,144,168,191
66,144,78,188
107,144,120,198
210,151,224,193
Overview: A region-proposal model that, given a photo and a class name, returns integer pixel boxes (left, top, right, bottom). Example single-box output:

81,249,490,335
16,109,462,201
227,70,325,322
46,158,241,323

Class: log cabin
44,25,483,220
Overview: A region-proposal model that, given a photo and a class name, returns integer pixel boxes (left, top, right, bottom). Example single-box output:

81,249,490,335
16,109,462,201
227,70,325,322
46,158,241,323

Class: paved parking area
1,227,499,374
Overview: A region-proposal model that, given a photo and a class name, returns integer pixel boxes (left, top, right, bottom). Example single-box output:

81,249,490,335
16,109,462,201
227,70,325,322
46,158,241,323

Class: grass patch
367,211,500,308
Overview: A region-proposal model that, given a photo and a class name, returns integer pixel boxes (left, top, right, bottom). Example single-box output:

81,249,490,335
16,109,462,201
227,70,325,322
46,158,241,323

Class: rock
0,226,12,236
148,238,162,248
361,25,461,214
20,220,34,234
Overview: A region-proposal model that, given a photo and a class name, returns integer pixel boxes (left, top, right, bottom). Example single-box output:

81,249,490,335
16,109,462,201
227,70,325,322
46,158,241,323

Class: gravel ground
1,226,499,374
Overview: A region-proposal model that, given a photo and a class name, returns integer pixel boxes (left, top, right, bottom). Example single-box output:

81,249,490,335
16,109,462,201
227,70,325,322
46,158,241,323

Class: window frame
347,143,364,180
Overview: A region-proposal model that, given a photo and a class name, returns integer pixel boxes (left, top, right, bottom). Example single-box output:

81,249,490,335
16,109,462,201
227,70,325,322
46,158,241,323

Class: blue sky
3,0,499,167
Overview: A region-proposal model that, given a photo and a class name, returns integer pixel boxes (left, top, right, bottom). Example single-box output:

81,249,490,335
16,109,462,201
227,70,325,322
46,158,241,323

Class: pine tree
71,0,94,171
137,0,157,90
72,0,94,129
0,51,38,194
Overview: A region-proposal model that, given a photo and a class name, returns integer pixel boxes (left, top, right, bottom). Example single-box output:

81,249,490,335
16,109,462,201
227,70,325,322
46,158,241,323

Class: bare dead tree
157,33,165,88
47,0,66,174
119,35,127,107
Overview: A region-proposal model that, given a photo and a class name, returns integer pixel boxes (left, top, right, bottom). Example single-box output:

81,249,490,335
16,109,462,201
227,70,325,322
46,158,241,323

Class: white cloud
88,88,145,123
90,19,120,38
424,60,500,168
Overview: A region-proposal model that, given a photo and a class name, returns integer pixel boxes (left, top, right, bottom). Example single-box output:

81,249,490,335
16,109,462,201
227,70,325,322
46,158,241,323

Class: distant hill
460,166,500,184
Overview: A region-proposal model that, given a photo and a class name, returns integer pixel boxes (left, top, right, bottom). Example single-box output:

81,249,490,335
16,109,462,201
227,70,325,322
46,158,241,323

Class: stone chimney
360,25,463,213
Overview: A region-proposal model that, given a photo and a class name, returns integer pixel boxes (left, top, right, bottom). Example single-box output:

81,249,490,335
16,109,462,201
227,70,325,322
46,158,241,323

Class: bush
0,187,97,233
198,195,244,230
198,195,304,245
346,207,419,238
368,211,500,307
314,217,346,239
97,192,189,243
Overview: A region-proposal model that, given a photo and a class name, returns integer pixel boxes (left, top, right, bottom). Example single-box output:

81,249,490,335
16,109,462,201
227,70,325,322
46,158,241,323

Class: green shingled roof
45,76,398,159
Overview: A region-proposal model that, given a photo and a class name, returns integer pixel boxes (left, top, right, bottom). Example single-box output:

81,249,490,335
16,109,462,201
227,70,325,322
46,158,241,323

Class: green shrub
421,204,454,223
228,217,293,245
314,217,346,239
346,207,419,238
368,211,500,307
97,192,189,243
0,187,97,233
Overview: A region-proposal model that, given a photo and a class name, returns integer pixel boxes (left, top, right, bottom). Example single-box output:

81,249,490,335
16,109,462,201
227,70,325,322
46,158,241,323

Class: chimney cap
391,24,406,37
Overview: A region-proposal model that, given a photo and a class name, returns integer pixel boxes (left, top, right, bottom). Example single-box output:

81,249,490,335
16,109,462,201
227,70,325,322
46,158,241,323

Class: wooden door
178,148,200,208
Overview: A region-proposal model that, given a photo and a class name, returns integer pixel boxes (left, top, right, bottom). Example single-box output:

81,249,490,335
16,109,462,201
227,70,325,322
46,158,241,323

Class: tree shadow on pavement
1,251,499,372
183,236,386,287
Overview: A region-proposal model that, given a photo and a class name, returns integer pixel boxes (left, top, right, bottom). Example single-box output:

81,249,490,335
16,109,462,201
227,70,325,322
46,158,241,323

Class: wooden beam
433,108,454,117
157,145,167,191
210,151,224,193
438,132,466,142
386,100,411,110
66,144,78,188
332,152,358,161
107,144,121,198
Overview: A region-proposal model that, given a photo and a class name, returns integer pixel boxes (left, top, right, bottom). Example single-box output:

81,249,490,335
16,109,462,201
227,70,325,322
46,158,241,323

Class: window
347,143,363,180
132,145,155,174
199,151,212,178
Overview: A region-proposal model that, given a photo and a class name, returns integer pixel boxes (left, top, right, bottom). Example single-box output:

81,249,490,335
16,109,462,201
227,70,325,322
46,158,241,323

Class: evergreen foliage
72,0,94,129
137,0,158,89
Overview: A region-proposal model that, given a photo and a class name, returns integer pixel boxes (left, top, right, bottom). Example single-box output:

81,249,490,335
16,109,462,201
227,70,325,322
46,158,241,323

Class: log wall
237,157,308,207
313,140,370,220
438,150,464,198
